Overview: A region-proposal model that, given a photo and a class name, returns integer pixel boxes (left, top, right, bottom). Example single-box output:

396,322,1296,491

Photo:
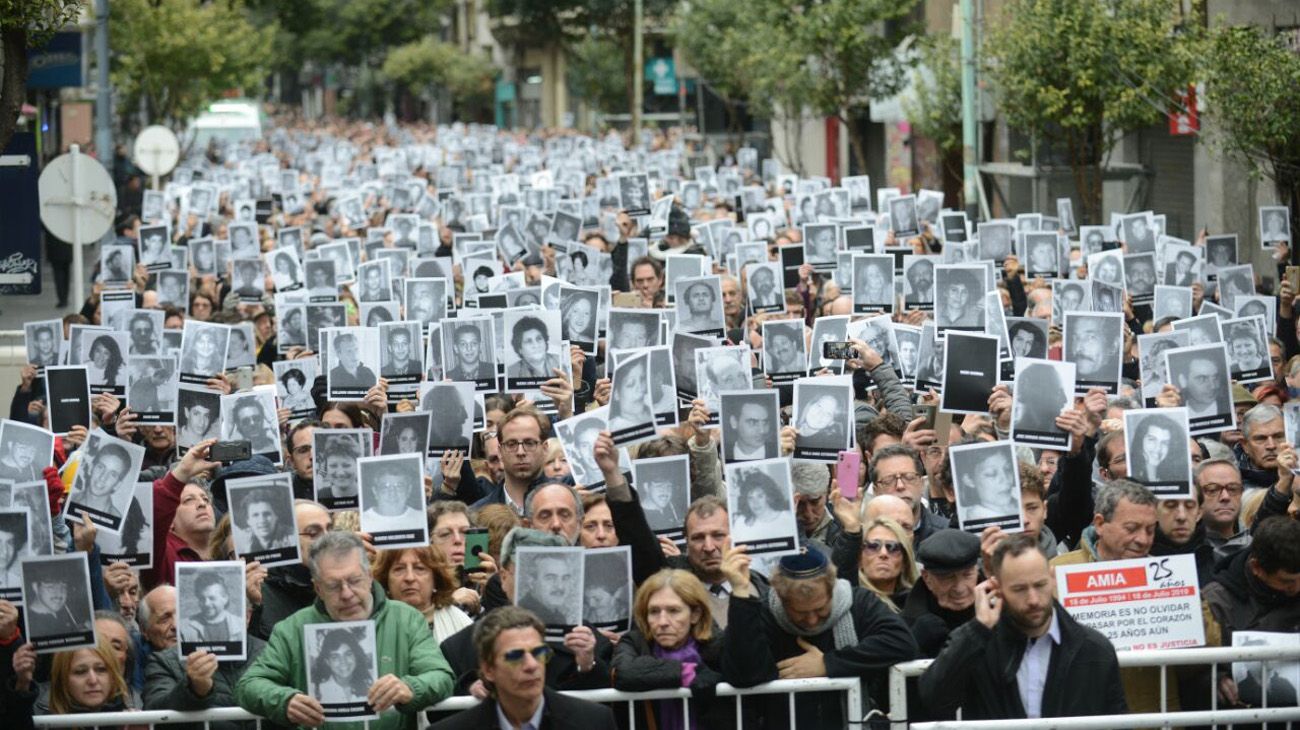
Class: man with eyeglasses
439,529,613,699
430,606,617,729
237,532,454,729
1193,460,1251,561
472,410,572,515
249,499,332,641
869,444,951,546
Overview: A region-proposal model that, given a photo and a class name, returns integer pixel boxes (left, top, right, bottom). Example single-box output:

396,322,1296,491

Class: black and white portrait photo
122,309,164,357
1057,198,1076,234
1234,295,1276,334
176,384,220,452
555,408,609,490
809,315,850,374
1123,252,1158,304
1161,243,1201,287
0,511,31,599
515,546,585,636
950,440,1024,533
934,265,987,330
305,259,339,302
274,358,318,420
1051,280,1090,324
220,389,281,460
674,276,726,337
127,356,178,425
618,173,651,216
608,351,657,446
0,420,55,484
326,328,380,401
191,237,217,277
913,323,944,392
1204,235,1238,281
1154,285,1193,322
1216,264,1256,310
100,246,134,286
1023,232,1061,278
902,256,936,309
142,189,165,222
762,320,807,382
24,319,61,370
852,254,895,314
940,332,999,415
404,278,447,329
1230,632,1300,710
502,310,565,391
1087,250,1125,288
893,324,922,382
266,247,303,293
1259,205,1292,247
977,221,1014,262
379,411,432,457
720,391,780,464
230,258,264,303
227,474,299,566
1006,318,1049,362
138,223,171,271
888,194,919,237
1172,313,1223,347
803,223,839,272
440,318,497,391
1121,212,1157,253
305,621,379,720
21,553,95,652
75,330,127,396
355,260,392,305
632,454,690,540
1124,408,1193,498
177,561,247,659
793,380,853,461
725,457,798,555
584,546,632,632
377,321,423,390
419,381,474,457
1165,343,1234,434
557,285,600,354
154,269,189,312
694,345,752,412
314,428,370,510
1138,331,1189,406
746,262,784,314
224,322,257,371
1063,312,1123,394
607,309,661,353
1224,316,1272,383
67,431,144,533
92,481,150,569
358,453,428,548
179,321,230,385
1010,358,1075,449
275,303,307,354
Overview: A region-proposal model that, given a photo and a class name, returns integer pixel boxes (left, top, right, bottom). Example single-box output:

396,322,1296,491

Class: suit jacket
430,688,617,730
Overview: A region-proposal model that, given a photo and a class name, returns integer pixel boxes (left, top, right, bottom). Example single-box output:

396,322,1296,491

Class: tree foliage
983,0,1200,221
0,0,84,152
1202,24,1300,237
902,34,962,158
670,0,772,136
382,37,497,118
565,35,628,115
247,0,451,70
110,0,274,127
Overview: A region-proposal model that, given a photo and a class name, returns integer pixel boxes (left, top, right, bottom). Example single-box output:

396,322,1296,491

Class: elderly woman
611,569,730,729
372,546,472,643
857,517,919,612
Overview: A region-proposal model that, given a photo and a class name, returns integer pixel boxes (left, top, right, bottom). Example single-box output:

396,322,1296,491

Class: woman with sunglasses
611,569,732,728
857,517,919,613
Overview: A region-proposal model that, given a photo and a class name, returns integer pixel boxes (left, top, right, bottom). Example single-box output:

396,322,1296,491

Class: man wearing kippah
719,546,918,728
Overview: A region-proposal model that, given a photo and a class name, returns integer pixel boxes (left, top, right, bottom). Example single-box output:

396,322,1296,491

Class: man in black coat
919,533,1126,721
432,607,616,730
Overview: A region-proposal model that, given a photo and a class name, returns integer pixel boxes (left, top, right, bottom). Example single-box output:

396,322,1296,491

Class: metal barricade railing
889,644,1300,730
31,677,863,730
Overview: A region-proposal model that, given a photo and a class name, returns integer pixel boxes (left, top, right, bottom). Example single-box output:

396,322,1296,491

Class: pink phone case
837,450,861,499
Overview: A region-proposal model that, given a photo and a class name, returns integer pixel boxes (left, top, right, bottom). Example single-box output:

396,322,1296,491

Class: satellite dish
37,145,118,309
133,125,180,178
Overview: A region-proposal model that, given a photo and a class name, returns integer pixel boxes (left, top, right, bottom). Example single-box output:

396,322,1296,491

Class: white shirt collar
496,695,545,730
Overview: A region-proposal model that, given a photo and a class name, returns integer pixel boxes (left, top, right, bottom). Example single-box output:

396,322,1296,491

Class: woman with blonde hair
857,517,919,612
542,437,571,479
9,635,135,724
372,545,471,643
612,569,731,728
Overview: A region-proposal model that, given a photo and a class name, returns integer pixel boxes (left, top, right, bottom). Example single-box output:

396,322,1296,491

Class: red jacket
143,471,202,590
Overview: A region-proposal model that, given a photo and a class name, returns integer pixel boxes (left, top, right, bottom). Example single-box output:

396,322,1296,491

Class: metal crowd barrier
890,644,1300,730
31,677,864,730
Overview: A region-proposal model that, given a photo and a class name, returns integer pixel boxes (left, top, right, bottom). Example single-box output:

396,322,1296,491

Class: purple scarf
652,638,704,730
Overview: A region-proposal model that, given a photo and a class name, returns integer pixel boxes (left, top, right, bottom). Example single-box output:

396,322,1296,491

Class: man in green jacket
235,532,455,729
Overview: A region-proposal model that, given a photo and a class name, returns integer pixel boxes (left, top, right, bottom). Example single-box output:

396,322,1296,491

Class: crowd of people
1,113,1299,730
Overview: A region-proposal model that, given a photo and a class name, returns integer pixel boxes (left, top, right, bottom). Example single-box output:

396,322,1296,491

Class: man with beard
919,533,1126,720
749,266,782,309
1067,316,1119,385
905,259,934,305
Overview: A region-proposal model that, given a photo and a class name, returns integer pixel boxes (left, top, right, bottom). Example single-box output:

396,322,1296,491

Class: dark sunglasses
502,645,554,665
864,539,903,555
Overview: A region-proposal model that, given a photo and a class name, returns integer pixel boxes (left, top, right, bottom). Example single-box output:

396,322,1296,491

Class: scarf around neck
767,578,859,650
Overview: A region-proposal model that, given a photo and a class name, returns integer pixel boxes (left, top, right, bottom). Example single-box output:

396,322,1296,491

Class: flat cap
916,528,980,573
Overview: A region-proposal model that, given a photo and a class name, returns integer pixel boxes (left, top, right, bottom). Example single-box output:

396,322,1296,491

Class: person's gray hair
136,584,174,634
1241,404,1283,440
792,462,830,497
1194,458,1240,485
1106,395,1141,412
1198,439,1233,462
307,531,369,581
523,482,584,526
1095,479,1157,522
499,527,566,569
869,444,924,485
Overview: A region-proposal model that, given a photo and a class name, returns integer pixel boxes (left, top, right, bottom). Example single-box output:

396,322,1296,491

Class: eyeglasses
318,575,368,595
501,645,554,665
502,439,542,452
876,473,922,487
1200,483,1243,498
864,539,903,555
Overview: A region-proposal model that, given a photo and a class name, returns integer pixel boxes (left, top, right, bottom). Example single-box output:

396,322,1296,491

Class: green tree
0,0,83,151
246,0,450,71
110,0,275,127
1202,25,1300,254
983,0,1200,222
670,0,775,142
565,35,628,116
382,37,497,121
902,34,963,180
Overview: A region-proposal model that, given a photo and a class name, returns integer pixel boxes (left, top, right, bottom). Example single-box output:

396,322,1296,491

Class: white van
188,100,263,147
